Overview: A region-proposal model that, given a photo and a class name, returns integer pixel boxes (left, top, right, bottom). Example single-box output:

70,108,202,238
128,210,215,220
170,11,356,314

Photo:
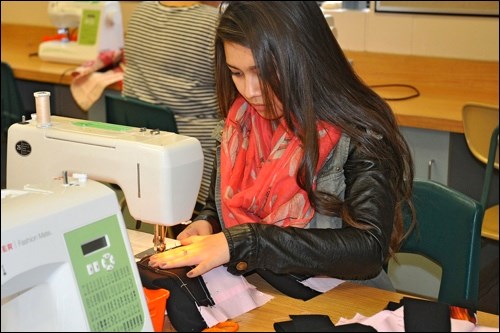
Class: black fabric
274,315,377,332
274,314,335,332
402,297,451,332
137,255,214,332
256,269,321,301
387,297,452,332
331,323,377,332
385,301,402,311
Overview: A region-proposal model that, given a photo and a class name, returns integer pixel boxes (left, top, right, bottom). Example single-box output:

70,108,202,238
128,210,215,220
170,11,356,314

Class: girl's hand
176,220,213,240
148,232,230,277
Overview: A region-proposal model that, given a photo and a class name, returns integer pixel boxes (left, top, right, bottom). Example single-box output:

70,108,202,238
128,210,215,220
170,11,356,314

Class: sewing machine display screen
81,236,109,256
64,215,146,331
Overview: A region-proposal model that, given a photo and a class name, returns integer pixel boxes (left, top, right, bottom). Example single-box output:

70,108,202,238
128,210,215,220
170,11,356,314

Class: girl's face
224,42,283,119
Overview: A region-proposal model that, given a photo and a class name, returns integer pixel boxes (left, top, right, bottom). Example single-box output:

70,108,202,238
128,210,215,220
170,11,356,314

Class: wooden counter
1,24,78,85
2,23,499,133
1,23,121,89
344,50,499,134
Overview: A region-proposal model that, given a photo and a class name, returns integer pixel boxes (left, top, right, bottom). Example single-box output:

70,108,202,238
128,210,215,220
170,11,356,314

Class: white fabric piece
336,306,499,332
199,266,274,328
300,276,345,293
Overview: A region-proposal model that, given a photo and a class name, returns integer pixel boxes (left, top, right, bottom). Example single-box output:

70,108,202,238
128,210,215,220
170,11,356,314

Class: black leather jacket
194,136,395,282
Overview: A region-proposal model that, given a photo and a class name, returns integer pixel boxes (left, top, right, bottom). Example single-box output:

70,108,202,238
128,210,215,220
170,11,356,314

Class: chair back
462,103,499,241
105,93,178,133
399,179,483,309
462,103,499,170
1,62,28,136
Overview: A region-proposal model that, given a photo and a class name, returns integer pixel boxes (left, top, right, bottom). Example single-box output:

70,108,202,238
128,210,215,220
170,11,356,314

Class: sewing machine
1,178,154,331
2,115,204,331
38,1,124,64
6,116,203,227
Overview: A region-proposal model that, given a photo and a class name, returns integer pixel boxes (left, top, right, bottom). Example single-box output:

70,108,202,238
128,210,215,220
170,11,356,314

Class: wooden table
2,23,498,133
228,274,499,332
126,230,499,332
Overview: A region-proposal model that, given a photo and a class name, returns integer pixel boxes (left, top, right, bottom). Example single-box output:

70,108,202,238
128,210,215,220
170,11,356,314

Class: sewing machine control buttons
101,252,115,271
65,214,147,331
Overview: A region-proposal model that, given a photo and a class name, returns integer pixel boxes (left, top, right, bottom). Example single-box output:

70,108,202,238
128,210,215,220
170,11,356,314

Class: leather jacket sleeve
194,142,395,280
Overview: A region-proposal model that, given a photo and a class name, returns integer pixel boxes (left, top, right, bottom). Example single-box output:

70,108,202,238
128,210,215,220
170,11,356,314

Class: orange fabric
221,96,341,228
202,321,239,332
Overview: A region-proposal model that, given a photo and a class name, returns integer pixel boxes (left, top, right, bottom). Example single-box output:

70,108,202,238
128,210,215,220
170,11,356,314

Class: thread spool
33,91,52,128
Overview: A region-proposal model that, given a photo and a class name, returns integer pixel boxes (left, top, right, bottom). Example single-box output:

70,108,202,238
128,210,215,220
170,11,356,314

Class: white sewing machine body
6,116,204,226
38,1,124,64
1,178,153,331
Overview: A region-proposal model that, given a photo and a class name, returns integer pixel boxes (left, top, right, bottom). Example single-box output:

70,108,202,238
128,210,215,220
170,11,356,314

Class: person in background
123,1,221,212
149,1,416,292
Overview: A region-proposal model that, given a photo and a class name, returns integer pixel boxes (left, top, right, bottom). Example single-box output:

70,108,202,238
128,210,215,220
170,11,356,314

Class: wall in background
1,1,498,61
324,2,498,61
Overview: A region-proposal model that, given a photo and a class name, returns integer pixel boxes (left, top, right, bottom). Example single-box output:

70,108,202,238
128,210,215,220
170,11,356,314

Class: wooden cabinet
400,127,499,205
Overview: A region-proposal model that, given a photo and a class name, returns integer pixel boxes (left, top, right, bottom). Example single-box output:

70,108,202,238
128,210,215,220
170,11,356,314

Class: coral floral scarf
220,96,341,228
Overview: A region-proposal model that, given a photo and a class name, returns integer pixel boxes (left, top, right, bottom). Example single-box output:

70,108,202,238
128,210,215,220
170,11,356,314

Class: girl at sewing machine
149,1,416,292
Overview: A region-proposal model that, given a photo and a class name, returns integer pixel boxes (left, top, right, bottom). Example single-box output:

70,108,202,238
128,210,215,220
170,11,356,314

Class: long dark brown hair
214,1,415,258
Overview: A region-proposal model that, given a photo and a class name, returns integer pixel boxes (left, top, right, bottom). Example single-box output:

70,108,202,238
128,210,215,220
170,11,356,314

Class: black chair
1,62,29,137
1,62,30,189
105,92,178,133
